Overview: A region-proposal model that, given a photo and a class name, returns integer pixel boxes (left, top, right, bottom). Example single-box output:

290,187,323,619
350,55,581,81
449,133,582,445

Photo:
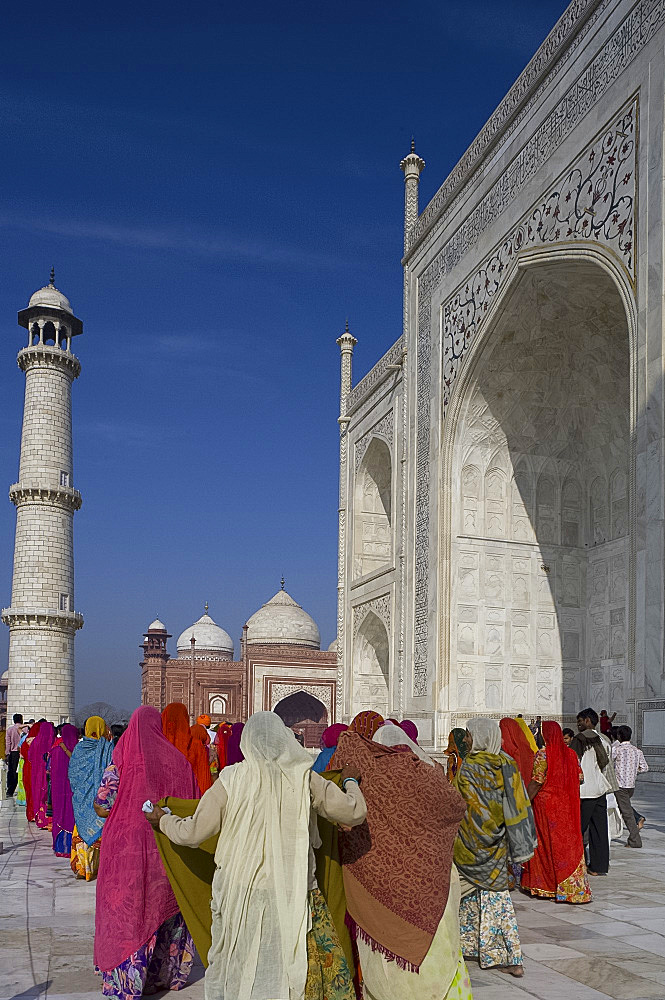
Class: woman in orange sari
521,721,591,904
499,718,535,790
161,702,192,757
188,723,212,793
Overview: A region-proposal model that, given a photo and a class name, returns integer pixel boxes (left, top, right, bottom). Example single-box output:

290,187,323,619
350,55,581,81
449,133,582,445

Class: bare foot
499,966,524,978
638,817,645,831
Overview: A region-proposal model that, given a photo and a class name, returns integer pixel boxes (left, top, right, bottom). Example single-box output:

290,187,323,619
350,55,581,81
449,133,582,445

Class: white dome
148,618,166,631
29,283,73,314
177,613,234,654
0,669,7,682
246,588,320,648
327,638,338,652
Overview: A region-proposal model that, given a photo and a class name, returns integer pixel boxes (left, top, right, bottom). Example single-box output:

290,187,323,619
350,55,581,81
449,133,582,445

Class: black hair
562,728,574,738
27,719,35,725
111,723,127,744
13,713,23,724
617,724,632,742
577,707,599,727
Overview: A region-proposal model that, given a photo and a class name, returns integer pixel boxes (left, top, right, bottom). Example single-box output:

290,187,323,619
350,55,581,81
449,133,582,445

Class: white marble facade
337,0,665,774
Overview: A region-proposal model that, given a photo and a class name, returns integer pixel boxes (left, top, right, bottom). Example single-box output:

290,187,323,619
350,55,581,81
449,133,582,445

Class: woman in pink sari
94,706,198,998
29,721,55,829
50,723,78,856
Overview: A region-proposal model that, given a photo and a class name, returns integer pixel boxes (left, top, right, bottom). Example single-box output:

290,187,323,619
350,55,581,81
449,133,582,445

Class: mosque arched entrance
273,690,328,728
354,437,392,579
443,255,633,721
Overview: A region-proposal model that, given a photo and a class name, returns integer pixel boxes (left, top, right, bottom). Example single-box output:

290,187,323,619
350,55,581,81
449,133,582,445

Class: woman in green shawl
443,728,468,781
454,718,536,979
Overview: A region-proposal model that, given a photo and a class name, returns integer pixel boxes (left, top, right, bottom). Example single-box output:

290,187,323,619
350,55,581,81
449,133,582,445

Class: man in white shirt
611,725,648,848
570,708,618,876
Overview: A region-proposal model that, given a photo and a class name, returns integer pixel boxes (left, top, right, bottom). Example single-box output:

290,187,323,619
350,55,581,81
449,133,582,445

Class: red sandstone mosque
141,584,337,745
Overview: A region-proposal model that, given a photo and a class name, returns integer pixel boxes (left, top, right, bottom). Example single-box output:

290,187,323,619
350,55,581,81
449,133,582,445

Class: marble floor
0,783,663,1000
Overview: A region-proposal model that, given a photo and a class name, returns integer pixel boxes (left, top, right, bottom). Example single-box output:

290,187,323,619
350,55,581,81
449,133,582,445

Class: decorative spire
49,266,55,287
411,136,415,153
280,575,285,590
400,139,425,253
204,601,209,614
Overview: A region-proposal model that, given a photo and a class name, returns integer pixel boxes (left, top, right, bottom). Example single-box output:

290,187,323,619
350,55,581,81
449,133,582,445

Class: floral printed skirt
52,828,73,858
459,888,522,969
305,888,355,1000
100,912,194,998
70,825,101,881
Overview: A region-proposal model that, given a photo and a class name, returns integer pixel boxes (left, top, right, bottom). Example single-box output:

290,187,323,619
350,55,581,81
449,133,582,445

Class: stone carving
410,0,656,251
409,0,611,248
352,594,391,641
441,101,636,408
354,411,394,473
347,338,404,413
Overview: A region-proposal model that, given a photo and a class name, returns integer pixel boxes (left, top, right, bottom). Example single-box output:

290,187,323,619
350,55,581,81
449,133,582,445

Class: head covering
515,715,538,753
399,719,419,743
443,729,465,781
51,724,78,854
332,730,466,971
452,728,468,758
189,724,213,793
374,721,434,765
348,710,384,739
196,714,211,727
500,717,536,787
226,722,245,765
209,712,313,1000
521,721,585,895
466,717,502,755
94,705,198,971
161,702,191,757
69,716,114,847
29,721,55,826
312,723,348,774
85,716,108,739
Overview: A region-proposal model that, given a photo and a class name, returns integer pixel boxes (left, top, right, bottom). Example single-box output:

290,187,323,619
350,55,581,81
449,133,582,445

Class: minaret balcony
9,482,83,511
17,344,81,378
1,607,84,631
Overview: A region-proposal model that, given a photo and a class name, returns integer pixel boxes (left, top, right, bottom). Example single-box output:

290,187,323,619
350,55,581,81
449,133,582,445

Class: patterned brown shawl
331,731,467,970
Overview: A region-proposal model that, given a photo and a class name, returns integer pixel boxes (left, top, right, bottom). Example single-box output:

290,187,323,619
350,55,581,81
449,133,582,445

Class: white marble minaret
2,272,84,722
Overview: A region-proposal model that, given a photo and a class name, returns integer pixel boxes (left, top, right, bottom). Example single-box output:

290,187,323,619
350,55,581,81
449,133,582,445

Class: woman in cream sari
146,711,367,1000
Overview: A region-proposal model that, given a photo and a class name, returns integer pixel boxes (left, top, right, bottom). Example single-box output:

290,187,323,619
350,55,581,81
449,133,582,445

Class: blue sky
0,0,570,709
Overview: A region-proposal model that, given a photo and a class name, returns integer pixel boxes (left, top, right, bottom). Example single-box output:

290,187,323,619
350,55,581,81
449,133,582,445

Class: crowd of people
0,701,650,1000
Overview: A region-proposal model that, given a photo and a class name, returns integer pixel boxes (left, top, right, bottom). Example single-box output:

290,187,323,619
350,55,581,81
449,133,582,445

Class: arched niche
353,437,392,578
443,254,632,720
352,610,389,717
273,690,328,728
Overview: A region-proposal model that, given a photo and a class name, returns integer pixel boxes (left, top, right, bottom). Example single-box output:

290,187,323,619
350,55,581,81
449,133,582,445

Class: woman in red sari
499,718,535,789
29,721,55,829
521,721,591,904
21,721,42,821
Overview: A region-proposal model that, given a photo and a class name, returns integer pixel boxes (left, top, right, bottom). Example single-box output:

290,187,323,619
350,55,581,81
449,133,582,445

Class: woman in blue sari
68,715,114,880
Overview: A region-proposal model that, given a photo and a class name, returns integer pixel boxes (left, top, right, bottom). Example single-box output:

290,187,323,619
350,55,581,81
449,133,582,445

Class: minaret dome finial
49,266,55,287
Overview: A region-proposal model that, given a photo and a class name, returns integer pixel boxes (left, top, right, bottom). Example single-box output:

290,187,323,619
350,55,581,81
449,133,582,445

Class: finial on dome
345,317,349,333
280,575,285,590
411,136,415,153
49,266,55,287
204,601,209,614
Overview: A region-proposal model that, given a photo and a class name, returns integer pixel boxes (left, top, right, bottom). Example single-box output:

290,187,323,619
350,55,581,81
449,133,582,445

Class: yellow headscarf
85,716,108,740
515,716,538,753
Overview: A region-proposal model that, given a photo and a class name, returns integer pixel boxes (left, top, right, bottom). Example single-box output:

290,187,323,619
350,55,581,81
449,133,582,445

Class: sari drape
499,718,535,788
51,723,78,855
521,721,590,902
188,724,212,793
454,750,536,891
225,722,244,764
69,717,114,846
161,702,191,757
22,722,41,821
94,706,198,972
332,731,466,971
29,721,55,828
